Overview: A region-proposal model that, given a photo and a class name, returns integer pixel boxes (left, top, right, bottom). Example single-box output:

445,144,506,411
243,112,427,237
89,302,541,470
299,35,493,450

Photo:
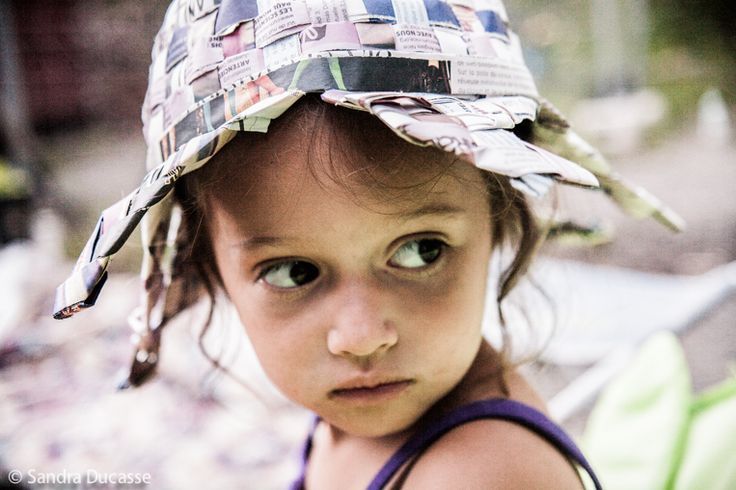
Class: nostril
326,319,398,359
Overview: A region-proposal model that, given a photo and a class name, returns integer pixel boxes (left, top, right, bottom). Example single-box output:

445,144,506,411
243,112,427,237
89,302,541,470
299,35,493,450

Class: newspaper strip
474,0,509,22
188,0,221,20
393,24,442,52
215,0,260,35
263,33,302,68
450,4,485,33
164,86,196,130
187,36,225,83
347,0,395,22
166,26,190,72
218,49,266,88
254,0,311,47
355,22,396,49
221,21,257,58
300,22,362,53
466,32,511,59
473,129,597,186
306,0,349,24
434,26,467,55
450,57,537,95
481,95,537,123
427,95,517,130
391,0,430,25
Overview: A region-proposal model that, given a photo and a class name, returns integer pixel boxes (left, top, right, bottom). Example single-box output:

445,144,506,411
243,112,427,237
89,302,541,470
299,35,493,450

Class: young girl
53,0,676,487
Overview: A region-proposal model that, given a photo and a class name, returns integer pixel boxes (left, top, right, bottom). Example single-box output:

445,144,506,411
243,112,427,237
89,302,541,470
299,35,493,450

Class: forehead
194,100,490,221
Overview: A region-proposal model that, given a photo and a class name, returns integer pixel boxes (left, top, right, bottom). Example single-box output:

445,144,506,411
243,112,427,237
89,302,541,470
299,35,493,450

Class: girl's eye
261,261,319,289
390,239,445,269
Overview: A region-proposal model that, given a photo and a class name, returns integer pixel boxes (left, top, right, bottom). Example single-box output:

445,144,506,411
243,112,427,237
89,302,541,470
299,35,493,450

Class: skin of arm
398,418,586,489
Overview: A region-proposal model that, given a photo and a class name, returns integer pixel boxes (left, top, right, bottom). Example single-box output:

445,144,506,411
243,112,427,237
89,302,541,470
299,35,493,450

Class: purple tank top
290,398,602,490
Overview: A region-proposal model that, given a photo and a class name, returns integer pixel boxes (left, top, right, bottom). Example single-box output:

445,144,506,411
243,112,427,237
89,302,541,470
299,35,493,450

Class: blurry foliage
650,0,736,80
507,0,595,112
649,0,736,121
509,1,734,132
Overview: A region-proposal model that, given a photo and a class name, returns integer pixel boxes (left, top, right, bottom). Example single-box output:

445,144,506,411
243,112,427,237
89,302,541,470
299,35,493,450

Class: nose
326,279,398,361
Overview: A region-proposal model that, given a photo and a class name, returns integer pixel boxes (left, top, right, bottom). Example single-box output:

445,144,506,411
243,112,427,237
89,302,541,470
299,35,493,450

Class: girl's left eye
389,239,446,269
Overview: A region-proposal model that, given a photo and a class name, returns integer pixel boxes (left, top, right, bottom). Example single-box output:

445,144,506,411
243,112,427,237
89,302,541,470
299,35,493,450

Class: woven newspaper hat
53,0,683,387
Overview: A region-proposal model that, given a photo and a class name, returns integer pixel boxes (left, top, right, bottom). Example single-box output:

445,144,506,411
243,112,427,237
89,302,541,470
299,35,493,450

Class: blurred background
1,0,734,489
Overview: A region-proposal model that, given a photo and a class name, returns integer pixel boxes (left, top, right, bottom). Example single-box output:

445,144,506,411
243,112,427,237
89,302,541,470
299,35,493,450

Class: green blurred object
0,157,30,199
0,157,32,244
673,378,736,489
583,332,736,490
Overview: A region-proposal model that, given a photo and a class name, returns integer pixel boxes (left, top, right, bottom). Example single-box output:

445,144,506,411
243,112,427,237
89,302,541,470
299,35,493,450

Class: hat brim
53,87,603,319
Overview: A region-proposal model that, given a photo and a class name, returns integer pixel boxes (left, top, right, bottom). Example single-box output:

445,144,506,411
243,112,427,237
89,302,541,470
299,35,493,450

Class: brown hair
174,94,543,382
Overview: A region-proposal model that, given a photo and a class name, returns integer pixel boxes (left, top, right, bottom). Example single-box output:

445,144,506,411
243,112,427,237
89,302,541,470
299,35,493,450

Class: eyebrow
232,203,465,250
396,203,466,221
233,236,287,251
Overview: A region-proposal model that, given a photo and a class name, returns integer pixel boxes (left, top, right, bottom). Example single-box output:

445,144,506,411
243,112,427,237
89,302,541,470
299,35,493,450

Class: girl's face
204,119,493,439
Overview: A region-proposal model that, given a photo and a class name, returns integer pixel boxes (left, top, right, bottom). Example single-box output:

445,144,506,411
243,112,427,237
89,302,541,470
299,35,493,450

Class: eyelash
388,237,447,271
255,236,450,291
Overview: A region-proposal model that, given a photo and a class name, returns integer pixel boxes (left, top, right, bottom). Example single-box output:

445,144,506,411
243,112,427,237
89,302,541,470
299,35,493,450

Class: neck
415,340,508,422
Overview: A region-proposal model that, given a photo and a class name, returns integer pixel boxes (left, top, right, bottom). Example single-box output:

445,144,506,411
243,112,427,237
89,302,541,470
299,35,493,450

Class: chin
326,407,424,439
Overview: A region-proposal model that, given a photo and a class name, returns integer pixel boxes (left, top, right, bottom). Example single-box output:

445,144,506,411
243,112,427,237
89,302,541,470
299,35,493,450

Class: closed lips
330,379,414,397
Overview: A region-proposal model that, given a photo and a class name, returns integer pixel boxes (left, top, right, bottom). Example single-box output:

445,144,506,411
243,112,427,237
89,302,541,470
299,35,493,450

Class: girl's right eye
260,261,319,289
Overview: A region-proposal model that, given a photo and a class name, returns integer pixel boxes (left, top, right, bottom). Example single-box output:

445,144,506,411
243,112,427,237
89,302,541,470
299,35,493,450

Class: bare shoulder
400,416,585,490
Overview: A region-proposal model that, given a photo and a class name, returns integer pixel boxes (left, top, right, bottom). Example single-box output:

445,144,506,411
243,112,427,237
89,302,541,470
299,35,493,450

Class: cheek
229,294,326,400
397,242,491,346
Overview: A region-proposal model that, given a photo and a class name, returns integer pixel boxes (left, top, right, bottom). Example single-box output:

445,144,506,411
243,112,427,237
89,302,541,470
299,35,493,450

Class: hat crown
142,0,536,168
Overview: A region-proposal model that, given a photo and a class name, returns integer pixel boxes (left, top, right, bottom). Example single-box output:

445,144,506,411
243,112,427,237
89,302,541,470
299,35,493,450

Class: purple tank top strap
290,415,319,490
290,399,602,490
367,398,602,490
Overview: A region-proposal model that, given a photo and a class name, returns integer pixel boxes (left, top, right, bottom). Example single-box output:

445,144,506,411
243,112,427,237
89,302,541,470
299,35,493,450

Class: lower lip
330,380,413,404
